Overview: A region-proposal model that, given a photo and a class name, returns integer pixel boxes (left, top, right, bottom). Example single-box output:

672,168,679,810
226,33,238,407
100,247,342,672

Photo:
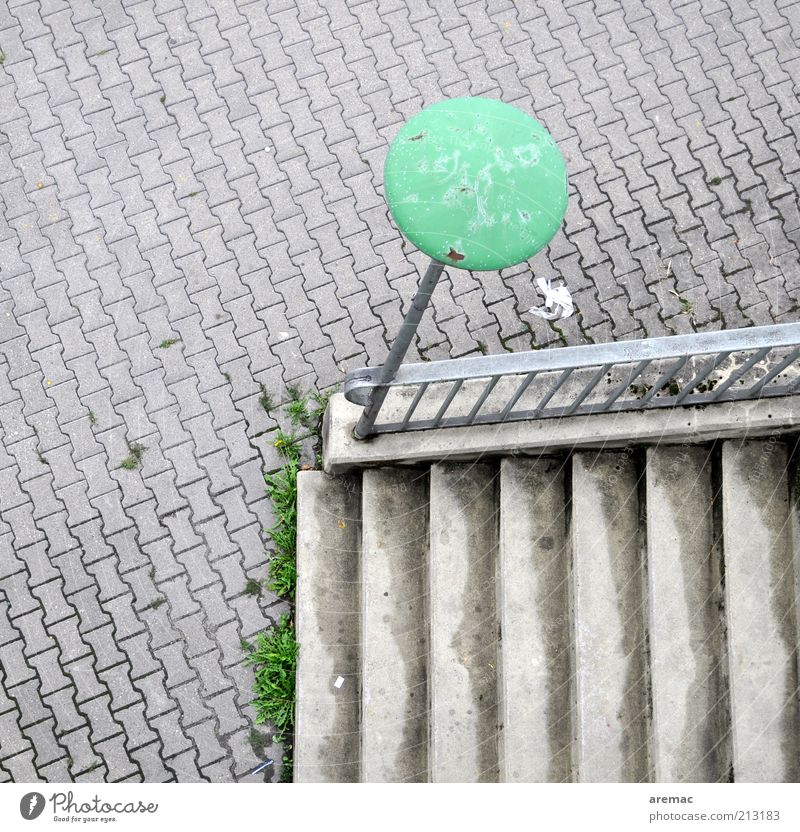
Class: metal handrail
345,322,800,438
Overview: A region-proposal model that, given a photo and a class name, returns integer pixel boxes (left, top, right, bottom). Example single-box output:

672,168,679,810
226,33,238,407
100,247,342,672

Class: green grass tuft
244,578,262,597
249,727,268,758
120,442,145,470
245,614,298,741
259,383,274,413
262,389,337,598
264,451,299,598
280,746,293,783
285,397,309,427
285,384,304,403
158,337,179,349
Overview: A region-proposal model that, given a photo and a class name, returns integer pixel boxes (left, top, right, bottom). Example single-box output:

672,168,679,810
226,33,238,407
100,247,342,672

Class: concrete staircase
294,438,800,783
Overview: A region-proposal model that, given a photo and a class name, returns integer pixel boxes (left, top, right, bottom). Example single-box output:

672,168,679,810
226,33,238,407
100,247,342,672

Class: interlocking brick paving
1,0,799,781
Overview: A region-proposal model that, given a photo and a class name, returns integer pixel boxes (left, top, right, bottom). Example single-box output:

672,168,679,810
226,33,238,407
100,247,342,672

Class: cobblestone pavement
1,0,799,782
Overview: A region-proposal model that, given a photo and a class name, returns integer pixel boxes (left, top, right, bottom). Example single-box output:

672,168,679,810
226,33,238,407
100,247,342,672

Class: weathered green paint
384,97,568,271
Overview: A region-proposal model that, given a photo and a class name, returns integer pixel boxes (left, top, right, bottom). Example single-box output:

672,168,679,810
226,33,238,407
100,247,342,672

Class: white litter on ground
527,277,575,320
333,676,345,689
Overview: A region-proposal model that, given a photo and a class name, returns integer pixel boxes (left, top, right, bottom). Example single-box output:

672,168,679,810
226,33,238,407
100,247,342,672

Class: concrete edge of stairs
324,392,800,473
295,471,361,783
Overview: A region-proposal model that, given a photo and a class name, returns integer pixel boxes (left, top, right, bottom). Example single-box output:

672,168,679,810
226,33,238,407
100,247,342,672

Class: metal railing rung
566,364,611,415
638,356,689,406
432,379,463,427
747,347,800,397
466,376,500,424
533,367,572,414
603,359,651,408
674,351,731,404
499,371,538,420
710,348,771,400
400,382,429,429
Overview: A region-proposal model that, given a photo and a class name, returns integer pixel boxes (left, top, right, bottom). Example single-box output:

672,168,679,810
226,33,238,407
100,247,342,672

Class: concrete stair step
571,450,650,782
721,439,800,782
429,462,499,782
295,471,361,783
361,468,429,782
646,445,730,782
498,457,571,782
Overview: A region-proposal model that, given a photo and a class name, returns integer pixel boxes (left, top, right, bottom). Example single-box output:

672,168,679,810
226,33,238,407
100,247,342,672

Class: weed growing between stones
258,383,274,413
247,386,336,781
245,614,298,744
120,442,145,470
264,448,299,599
244,578,263,597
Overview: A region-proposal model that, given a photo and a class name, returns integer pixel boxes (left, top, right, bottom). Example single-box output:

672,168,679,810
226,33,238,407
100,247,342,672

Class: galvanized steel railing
345,323,800,437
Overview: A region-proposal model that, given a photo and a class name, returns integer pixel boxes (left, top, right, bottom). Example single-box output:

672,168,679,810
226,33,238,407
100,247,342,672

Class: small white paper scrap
334,676,345,689
527,277,574,320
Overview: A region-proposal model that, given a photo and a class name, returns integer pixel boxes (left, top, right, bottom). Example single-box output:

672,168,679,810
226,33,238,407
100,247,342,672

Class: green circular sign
384,97,568,271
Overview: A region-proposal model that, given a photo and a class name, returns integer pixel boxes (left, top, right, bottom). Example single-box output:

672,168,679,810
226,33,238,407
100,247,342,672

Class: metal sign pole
354,258,444,439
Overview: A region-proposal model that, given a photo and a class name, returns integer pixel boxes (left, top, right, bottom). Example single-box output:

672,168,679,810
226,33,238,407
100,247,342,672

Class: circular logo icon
20,793,45,820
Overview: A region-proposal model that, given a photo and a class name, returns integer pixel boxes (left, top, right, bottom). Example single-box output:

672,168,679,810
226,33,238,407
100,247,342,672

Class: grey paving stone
43,688,86,735
66,655,109,705
98,664,141,713
137,672,176,721
171,680,213,726
15,609,56,657
81,694,123,744
8,679,50,730
155,642,197,690
129,741,174,782
149,708,193,760
2,750,42,782
93,734,140,782
28,648,72,698
59,726,102,775
0,640,36,689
